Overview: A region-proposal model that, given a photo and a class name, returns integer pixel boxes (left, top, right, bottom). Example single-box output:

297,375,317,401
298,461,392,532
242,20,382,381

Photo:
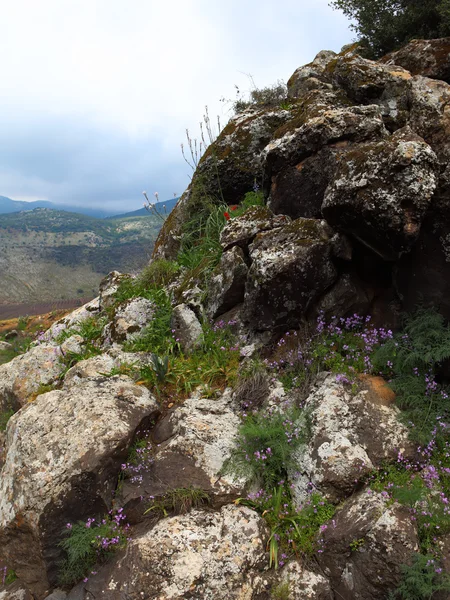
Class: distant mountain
0,196,116,218
0,207,164,304
108,197,179,219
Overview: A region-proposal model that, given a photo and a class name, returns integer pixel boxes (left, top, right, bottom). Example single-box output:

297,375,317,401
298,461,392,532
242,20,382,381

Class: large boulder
322,127,438,260
67,505,269,600
274,563,333,600
205,246,248,319
287,50,336,98
330,52,412,129
243,218,338,330
380,37,450,84
110,297,155,343
171,304,203,354
317,489,418,600
118,389,244,522
0,345,64,411
291,374,414,504
0,376,159,598
219,206,290,252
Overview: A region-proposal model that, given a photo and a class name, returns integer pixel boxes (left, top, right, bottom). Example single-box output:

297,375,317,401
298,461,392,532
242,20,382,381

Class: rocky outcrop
110,297,154,343
317,489,418,600
205,246,248,318
66,505,268,600
380,37,450,84
291,375,414,504
171,304,203,353
0,376,159,598
243,218,338,330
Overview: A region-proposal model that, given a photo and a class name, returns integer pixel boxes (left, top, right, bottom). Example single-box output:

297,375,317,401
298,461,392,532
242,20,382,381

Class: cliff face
1,39,450,600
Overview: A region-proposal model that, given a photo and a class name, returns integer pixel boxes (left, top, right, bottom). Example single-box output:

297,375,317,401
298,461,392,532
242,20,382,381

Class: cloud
0,0,352,208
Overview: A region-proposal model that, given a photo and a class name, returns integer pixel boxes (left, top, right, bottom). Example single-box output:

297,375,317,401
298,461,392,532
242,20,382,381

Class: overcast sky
0,0,352,212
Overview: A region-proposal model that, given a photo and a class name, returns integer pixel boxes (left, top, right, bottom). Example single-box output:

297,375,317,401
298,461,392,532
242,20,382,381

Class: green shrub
390,553,450,599
330,0,450,58
238,486,335,568
58,511,128,585
221,405,308,489
233,81,288,114
139,259,180,288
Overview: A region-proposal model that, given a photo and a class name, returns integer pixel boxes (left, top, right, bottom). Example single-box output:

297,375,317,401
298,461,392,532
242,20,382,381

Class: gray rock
0,581,33,600
291,375,414,504
219,206,290,252
111,297,155,343
43,298,101,343
4,331,18,340
76,505,269,600
0,344,64,411
275,562,333,599
60,335,84,356
380,37,450,84
205,246,248,318
98,271,130,310
0,376,159,598
317,489,418,600
287,50,337,98
63,354,116,387
322,126,438,260
243,218,338,330
44,591,67,600
0,342,13,352
171,304,203,353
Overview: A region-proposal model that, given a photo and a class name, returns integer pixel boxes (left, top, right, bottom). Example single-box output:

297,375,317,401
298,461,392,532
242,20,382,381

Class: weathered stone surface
317,489,418,600
243,218,338,330
275,562,333,600
314,273,373,321
291,375,414,504
268,146,341,219
331,53,412,129
322,127,438,260
60,335,84,356
0,342,13,352
171,304,203,353
0,581,34,600
111,297,154,343
0,345,63,411
287,49,336,98
219,206,290,251
264,94,387,175
0,376,159,598
205,246,248,318
153,107,292,261
118,390,244,521
63,354,116,387
43,298,101,343
407,76,450,163
98,271,130,310
72,505,268,600
381,37,450,83
43,591,67,600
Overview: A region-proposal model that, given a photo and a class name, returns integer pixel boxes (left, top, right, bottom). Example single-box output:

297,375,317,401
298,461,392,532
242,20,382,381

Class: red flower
224,212,230,221
230,205,238,211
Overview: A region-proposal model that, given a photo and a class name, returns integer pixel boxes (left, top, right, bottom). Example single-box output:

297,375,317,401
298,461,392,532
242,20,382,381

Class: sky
0,0,352,213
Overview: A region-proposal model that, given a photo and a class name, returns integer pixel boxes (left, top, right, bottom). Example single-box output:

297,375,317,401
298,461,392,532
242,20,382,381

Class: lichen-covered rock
42,298,101,343
322,127,438,260
0,342,13,352
63,354,116,387
0,376,159,598
380,37,450,83
153,107,293,261
275,562,333,600
268,145,342,219
118,389,244,521
171,303,203,353
407,76,450,163
110,297,154,343
291,374,414,504
330,52,412,129
0,344,64,411
317,489,418,600
220,206,290,251
60,334,84,355
98,271,130,310
0,581,34,600
287,49,336,98
205,246,248,318
71,505,269,600
264,93,387,176
243,218,338,330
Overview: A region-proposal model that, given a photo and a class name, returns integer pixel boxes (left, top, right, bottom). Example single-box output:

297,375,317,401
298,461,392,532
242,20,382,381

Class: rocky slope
1,38,450,599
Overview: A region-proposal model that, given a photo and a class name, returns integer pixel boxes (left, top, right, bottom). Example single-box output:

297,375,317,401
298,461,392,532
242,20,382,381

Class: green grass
144,487,211,520
0,409,14,432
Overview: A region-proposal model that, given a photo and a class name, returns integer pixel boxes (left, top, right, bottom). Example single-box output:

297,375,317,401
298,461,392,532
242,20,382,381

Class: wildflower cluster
59,508,129,585
121,435,155,485
238,485,335,568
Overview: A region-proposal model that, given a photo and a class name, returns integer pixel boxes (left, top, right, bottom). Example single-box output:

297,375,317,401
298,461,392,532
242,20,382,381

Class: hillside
0,208,164,303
